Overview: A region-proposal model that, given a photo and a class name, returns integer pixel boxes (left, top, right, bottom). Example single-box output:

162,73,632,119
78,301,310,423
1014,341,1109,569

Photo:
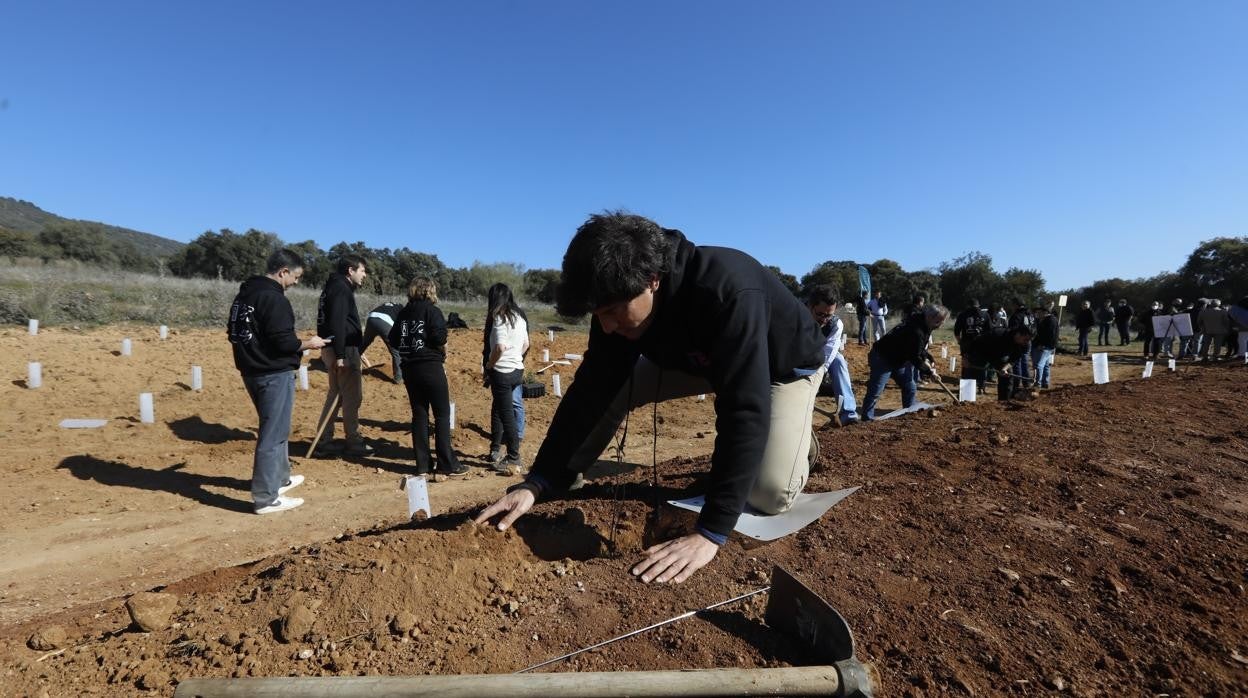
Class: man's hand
631,533,720,584
473,488,535,531
303,336,328,350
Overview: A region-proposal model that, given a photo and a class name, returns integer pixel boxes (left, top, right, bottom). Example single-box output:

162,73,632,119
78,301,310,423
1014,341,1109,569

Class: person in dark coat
361,301,404,384
1114,299,1135,346
962,326,1034,401
1095,300,1115,347
1074,300,1095,355
389,277,465,477
861,305,949,420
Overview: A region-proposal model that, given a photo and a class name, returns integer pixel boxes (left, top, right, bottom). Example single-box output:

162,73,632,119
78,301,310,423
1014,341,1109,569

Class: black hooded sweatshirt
965,328,1028,371
228,276,303,376
389,299,449,364
870,317,934,370
316,273,362,357
525,230,825,539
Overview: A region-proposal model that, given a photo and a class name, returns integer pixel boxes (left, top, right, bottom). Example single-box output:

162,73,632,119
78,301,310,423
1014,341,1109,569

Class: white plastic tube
449,401,456,430
121,338,132,356
541,349,550,362
553,374,563,397
298,365,309,390
949,356,957,372
191,365,203,391
28,362,42,389
28,319,38,335
139,393,155,423
159,325,169,340
548,329,555,342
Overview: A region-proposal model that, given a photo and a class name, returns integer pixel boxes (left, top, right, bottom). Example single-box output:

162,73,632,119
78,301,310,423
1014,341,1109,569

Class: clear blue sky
2,1,1245,290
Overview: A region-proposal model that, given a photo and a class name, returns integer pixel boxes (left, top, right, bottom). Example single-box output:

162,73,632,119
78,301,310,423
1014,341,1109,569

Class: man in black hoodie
228,249,328,514
860,305,948,419
475,212,826,584
1114,299,1134,346
315,255,373,457
962,326,1034,401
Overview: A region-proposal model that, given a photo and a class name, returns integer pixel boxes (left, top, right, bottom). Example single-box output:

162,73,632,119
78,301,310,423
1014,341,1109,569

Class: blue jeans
1011,345,1031,396
242,370,296,508
1077,329,1090,355
827,354,858,422
1030,347,1054,389
1097,323,1112,346
512,384,526,440
861,351,915,420
856,316,869,344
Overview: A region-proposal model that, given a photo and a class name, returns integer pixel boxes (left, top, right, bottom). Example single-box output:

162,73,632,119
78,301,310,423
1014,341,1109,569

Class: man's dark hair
805,284,839,307
912,293,926,306
968,298,980,308
556,211,672,317
335,254,366,275
265,248,304,274
1010,297,1025,309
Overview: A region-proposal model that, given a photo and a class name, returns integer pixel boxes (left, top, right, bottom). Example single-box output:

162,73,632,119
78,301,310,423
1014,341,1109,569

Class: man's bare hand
473,488,535,531
303,336,328,350
631,533,720,584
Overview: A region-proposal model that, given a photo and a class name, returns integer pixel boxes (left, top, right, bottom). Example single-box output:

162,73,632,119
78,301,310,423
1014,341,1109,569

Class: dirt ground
2,324,1245,695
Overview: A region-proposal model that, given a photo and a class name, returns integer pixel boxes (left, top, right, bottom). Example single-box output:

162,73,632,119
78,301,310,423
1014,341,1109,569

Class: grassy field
0,261,585,331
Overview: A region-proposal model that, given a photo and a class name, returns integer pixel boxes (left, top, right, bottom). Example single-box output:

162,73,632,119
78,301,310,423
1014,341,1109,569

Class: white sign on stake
1151,314,1193,338
1142,361,1153,378
28,362,42,389
139,393,155,423
191,365,203,391
552,374,563,397
1058,294,1068,307
1092,353,1110,384
405,476,431,519
298,365,309,390
959,378,977,402
28,319,38,335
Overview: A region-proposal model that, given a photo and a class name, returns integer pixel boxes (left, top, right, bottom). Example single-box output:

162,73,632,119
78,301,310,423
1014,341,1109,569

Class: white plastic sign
1058,295,1068,307
298,365,309,390
949,356,957,372
121,338,132,356
191,365,203,391
958,378,977,402
28,319,38,335
541,349,549,362
139,393,155,423
1168,358,1176,371
1142,361,1153,378
552,374,563,397
159,325,168,340
548,330,555,342
1092,353,1110,384
28,362,42,389
405,476,431,519
940,345,948,358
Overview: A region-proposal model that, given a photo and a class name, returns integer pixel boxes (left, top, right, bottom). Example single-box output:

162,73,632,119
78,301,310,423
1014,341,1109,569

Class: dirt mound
2,364,1245,696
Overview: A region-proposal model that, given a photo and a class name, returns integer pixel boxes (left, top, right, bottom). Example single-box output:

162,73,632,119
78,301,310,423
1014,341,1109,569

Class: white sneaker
278,474,304,495
255,496,304,514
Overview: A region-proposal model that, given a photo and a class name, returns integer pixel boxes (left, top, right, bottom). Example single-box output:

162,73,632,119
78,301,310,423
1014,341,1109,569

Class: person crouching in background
390,277,466,477
484,283,529,474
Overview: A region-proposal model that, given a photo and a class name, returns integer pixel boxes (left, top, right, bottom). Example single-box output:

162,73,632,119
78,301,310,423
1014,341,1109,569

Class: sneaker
278,474,304,495
255,496,304,514
344,440,375,457
312,441,342,458
487,450,502,466
441,462,470,476
495,455,523,474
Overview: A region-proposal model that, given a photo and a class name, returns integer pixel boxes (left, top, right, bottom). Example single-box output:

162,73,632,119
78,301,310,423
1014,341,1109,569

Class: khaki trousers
567,357,824,514
318,346,363,442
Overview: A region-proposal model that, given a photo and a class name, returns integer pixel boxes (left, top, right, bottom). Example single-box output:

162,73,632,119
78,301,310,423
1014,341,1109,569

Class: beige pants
318,346,363,442
567,357,824,514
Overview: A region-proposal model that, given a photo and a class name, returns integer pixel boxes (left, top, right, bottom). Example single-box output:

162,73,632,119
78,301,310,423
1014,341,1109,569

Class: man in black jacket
475,212,826,584
1007,299,1035,399
315,255,373,457
228,249,328,514
1031,305,1059,388
1114,299,1134,346
962,326,1034,401
860,305,948,420
361,301,404,384
953,299,987,355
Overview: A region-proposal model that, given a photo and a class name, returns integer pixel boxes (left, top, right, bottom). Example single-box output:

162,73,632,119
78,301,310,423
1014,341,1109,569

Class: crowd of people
223,213,1244,584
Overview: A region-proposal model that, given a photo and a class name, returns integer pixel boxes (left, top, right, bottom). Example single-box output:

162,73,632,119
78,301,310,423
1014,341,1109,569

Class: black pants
490,368,523,457
960,360,986,393
402,361,459,474
1117,320,1131,345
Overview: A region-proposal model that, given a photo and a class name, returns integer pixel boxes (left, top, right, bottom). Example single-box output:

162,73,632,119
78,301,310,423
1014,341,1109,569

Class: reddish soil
2,326,1246,696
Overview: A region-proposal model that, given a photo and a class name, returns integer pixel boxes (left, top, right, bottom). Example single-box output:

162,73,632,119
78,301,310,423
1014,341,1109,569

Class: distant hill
0,196,184,257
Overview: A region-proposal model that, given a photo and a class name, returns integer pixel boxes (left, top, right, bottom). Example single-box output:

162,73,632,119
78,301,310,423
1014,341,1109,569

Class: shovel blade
765,565,856,664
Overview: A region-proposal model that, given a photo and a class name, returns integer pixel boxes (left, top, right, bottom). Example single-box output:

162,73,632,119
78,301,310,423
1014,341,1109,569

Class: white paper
405,476,431,518
139,393,155,423
191,365,203,391
298,365,309,390
60,418,108,429
1151,314,1193,338
28,362,42,389
1142,361,1153,378
121,338,132,356
1092,352,1110,384
159,325,168,340
28,319,38,335
669,487,859,541
552,374,562,397
876,402,937,421
959,378,977,402
1168,358,1176,371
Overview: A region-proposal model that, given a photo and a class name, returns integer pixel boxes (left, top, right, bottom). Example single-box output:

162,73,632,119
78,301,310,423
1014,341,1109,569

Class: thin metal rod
516,586,770,674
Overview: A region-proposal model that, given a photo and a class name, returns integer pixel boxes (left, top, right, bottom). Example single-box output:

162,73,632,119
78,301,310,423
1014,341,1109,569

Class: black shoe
441,462,470,476
344,440,375,457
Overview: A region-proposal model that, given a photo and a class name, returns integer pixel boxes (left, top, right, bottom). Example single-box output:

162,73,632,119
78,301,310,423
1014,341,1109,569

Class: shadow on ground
57,455,253,513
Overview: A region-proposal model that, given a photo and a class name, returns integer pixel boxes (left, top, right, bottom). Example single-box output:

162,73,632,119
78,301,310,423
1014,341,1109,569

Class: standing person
861,305,948,420
953,299,988,391
1198,299,1231,361
855,291,870,345
390,277,466,477
1095,300,1115,347
485,283,529,473
806,285,859,424
962,326,1034,401
1007,299,1035,398
867,290,889,342
1186,299,1208,358
1114,299,1135,346
483,283,529,451
475,212,825,584
1074,300,1095,355
1032,306,1059,388
1162,298,1184,358
1139,301,1161,358
1228,296,1248,359
361,301,404,384
314,255,374,457
227,249,327,514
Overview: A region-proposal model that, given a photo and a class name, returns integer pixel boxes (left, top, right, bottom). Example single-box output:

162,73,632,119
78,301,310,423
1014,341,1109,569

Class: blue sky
2,1,1245,289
